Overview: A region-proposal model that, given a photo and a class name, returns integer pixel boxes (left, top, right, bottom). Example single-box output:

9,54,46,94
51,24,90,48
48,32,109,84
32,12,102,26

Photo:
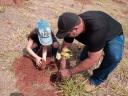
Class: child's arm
26,38,42,66
42,46,47,61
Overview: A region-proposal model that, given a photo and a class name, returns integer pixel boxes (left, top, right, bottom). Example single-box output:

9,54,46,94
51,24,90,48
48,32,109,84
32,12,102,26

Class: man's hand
59,69,71,78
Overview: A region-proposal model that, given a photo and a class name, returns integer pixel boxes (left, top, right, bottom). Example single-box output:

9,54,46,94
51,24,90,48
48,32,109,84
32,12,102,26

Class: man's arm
70,49,103,75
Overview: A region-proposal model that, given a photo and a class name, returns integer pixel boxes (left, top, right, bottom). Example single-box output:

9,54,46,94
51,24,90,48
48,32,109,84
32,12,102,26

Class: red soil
13,56,58,96
0,0,24,6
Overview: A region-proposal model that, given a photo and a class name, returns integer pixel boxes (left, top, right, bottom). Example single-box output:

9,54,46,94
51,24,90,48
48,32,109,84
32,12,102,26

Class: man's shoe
83,80,97,92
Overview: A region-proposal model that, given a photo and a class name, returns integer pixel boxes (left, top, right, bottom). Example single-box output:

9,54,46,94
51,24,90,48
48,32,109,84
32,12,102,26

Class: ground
0,0,128,96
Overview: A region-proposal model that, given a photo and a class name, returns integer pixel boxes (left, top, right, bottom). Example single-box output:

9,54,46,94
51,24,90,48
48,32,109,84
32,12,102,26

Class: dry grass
0,5,6,13
56,74,93,96
0,0,128,96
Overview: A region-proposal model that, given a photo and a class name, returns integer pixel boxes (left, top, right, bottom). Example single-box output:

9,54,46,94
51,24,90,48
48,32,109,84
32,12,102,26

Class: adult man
56,11,124,90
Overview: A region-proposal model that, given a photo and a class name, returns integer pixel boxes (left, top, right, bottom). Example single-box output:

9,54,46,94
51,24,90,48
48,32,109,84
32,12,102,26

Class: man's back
79,11,123,40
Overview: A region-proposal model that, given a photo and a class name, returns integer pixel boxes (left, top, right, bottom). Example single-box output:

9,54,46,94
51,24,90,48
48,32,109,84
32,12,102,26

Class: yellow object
83,80,97,92
62,47,71,53
56,52,62,60
56,48,72,60
61,52,72,59
0,6,5,13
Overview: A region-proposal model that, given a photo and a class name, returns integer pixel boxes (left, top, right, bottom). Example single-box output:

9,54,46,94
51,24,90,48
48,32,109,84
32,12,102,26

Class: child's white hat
36,20,53,45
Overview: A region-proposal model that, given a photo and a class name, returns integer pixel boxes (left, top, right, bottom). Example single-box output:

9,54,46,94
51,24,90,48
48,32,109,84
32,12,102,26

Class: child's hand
35,56,43,67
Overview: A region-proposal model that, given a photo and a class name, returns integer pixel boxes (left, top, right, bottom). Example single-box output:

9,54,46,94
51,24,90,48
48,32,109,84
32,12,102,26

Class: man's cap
36,20,52,45
56,12,80,39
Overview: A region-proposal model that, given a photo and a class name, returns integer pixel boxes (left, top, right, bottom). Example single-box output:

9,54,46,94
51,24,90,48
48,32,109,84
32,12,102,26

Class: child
26,20,59,68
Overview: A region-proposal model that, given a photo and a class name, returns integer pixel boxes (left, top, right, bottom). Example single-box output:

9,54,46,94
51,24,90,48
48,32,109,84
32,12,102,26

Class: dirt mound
0,0,24,6
13,56,58,96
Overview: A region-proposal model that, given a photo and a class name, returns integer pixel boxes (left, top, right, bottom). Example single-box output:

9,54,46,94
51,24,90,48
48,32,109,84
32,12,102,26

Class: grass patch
109,81,128,96
0,51,21,62
12,27,32,42
0,50,21,71
56,73,93,96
